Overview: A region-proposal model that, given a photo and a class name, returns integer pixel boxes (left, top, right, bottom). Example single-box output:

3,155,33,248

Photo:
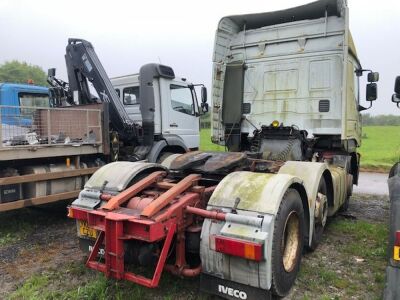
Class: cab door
160,79,199,149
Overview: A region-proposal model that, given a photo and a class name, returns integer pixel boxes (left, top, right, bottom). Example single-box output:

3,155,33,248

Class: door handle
170,123,178,127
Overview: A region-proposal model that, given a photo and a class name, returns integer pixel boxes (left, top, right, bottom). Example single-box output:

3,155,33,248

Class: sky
0,0,399,115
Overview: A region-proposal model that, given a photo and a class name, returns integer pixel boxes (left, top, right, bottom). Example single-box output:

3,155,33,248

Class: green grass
9,264,204,300
297,218,388,299
359,126,400,171
199,128,224,152
0,203,67,247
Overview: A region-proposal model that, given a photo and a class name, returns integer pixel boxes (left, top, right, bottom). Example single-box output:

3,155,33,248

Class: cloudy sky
0,0,399,115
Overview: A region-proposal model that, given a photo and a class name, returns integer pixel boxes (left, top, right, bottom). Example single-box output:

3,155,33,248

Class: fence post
47,109,51,145
86,110,90,144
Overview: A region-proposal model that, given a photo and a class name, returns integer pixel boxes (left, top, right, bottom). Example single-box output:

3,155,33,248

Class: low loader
0,39,205,212
68,0,379,298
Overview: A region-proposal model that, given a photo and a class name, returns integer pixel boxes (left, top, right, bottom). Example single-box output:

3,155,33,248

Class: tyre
308,177,328,251
339,174,353,212
271,188,305,297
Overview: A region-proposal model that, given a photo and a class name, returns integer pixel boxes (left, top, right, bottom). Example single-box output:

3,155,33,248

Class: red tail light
214,235,263,261
395,231,400,246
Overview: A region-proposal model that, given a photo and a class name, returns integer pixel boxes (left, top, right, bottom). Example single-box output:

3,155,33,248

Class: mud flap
200,273,271,300
79,238,105,255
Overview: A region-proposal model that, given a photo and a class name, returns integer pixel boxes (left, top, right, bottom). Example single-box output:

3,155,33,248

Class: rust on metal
0,190,81,212
141,174,201,218
170,151,212,170
0,167,99,186
102,171,166,211
185,206,226,221
170,151,247,173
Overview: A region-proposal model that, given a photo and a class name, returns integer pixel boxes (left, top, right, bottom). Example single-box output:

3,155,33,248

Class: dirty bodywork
69,0,377,298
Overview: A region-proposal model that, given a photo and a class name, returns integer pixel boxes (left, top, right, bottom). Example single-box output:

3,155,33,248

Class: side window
19,93,50,117
123,86,139,105
170,84,194,115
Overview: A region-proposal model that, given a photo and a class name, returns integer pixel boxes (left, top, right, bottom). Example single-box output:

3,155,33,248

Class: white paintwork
211,0,361,146
111,74,200,149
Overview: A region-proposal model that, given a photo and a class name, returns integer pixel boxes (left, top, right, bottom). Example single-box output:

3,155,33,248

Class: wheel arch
146,138,187,163
322,169,334,208
289,182,310,246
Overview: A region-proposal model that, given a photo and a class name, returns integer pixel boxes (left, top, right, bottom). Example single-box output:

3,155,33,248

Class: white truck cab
111,74,200,150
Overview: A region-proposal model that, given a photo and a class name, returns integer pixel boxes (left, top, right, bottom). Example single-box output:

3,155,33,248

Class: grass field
359,126,400,171
4,195,389,300
201,126,400,171
199,129,224,152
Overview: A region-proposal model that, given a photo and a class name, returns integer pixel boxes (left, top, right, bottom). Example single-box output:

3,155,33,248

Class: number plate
78,220,97,239
394,246,400,261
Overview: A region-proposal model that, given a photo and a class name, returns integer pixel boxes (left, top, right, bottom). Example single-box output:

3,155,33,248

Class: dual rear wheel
271,177,329,297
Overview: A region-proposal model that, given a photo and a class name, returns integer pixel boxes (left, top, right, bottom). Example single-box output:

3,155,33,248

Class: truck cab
111,74,200,150
0,83,49,125
0,83,49,141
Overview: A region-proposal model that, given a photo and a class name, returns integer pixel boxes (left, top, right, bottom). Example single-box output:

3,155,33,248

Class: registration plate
78,220,97,239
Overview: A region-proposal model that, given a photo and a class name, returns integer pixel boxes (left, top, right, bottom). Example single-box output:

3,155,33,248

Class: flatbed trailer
0,103,109,212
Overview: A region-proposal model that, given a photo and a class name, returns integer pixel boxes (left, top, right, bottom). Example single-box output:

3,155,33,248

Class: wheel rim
281,211,300,272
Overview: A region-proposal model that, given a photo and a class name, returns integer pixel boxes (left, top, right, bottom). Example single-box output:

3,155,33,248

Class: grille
319,100,330,112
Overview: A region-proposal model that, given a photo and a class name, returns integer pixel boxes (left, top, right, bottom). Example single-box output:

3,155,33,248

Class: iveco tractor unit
68,0,378,298
0,39,204,212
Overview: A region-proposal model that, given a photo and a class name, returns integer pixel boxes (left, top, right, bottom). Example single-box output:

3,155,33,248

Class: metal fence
0,105,102,149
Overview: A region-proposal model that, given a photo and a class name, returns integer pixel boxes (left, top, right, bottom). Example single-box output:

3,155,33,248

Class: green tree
0,60,47,86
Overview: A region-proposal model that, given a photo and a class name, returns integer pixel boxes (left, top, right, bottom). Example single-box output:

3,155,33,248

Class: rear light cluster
394,231,400,261
213,235,263,261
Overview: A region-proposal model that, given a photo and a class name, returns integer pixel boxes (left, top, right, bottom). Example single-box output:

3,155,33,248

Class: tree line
362,113,400,126
0,60,47,86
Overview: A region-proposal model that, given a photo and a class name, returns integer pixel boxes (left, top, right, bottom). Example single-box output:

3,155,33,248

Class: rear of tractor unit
70,152,335,298
69,0,380,298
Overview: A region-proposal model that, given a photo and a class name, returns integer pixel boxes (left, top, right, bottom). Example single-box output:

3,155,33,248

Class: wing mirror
392,76,400,106
201,86,207,104
48,68,56,77
367,72,379,83
366,83,378,101
200,86,209,113
356,69,379,111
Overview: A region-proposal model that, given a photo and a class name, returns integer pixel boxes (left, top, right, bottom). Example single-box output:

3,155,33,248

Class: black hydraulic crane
48,38,175,161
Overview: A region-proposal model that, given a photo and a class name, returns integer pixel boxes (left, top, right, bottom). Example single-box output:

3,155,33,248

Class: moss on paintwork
209,172,274,211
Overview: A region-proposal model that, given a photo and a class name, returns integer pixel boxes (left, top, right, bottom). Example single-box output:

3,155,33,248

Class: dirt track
0,192,390,299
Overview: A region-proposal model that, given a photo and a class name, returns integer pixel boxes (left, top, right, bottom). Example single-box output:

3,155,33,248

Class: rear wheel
271,188,305,297
340,174,353,212
308,177,328,251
